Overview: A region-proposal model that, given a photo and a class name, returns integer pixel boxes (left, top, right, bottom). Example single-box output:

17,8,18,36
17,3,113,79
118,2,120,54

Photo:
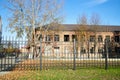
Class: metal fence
0,38,120,71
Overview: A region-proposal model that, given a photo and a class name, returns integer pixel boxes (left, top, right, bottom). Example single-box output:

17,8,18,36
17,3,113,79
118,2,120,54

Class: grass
0,69,120,80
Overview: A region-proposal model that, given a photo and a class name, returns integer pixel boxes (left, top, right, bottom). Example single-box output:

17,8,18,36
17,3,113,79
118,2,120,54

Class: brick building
35,24,120,58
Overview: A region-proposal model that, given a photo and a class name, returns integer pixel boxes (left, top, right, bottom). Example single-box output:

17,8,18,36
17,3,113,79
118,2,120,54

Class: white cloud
85,0,108,7
96,0,108,4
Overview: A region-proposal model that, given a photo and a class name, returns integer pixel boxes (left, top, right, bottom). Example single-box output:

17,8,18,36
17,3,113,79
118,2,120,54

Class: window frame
80,47,86,54
90,35,95,42
64,35,69,42
98,35,103,42
115,36,120,42
105,35,110,42
72,35,77,42
90,47,94,53
98,48,103,54
54,35,59,41
46,35,51,42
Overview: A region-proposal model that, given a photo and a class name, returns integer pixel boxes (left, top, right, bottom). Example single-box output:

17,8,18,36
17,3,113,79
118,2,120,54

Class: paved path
0,71,10,76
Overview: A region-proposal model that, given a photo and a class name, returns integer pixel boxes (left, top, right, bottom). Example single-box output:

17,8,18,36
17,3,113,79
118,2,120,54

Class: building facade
35,24,120,58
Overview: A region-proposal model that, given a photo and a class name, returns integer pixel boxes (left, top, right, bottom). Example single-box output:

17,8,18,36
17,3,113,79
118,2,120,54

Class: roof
35,24,120,32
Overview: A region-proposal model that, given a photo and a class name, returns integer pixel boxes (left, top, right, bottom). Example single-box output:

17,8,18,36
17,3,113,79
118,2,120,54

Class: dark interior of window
81,47,86,53
72,35,77,42
64,35,69,42
98,35,103,42
98,48,103,53
105,35,110,42
54,35,59,41
115,36,120,43
90,35,95,42
90,47,94,53
54,47,60,49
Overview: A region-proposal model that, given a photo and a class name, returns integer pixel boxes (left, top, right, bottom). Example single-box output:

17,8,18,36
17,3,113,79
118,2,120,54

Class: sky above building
0,0,120,37
63,0,120,25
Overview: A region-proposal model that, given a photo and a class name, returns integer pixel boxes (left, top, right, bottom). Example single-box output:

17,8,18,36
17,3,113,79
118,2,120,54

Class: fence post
1,57,2,71
88,40,90,59
73,39,76,70
40,34,42,71
105,39,108,70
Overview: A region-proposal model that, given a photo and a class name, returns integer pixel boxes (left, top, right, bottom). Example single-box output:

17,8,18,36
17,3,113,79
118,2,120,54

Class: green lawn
0,69,120,80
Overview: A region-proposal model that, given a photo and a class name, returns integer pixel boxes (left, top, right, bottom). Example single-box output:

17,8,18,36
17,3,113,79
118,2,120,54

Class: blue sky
64,0,120,25
0,0,120,37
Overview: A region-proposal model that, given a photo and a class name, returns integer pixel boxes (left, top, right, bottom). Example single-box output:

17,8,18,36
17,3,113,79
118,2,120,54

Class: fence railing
0,38,120,71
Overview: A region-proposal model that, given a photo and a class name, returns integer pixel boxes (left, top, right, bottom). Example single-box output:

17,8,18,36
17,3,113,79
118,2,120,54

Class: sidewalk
0,71,10,76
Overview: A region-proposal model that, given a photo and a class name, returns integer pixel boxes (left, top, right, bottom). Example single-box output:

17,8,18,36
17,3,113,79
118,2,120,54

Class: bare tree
6,0,63,59
76,14,89,58
90,13,101,55
76,13,101,58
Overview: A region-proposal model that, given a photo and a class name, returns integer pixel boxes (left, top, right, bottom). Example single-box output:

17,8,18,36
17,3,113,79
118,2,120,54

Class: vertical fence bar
40,35,42,71
105,39,108,70
73,39,76,70
0,36,3,71
88,41,90,59
11,37,12,70
0,55,2,71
